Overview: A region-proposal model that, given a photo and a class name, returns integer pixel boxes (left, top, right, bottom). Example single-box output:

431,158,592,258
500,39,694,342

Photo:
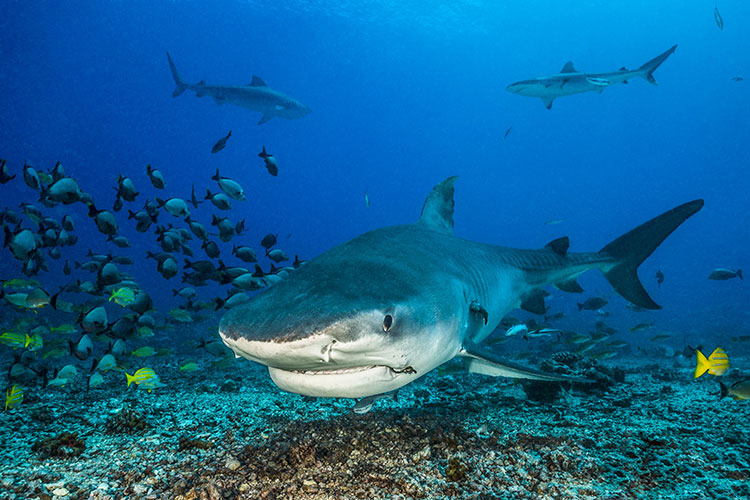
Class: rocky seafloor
2,353,749,500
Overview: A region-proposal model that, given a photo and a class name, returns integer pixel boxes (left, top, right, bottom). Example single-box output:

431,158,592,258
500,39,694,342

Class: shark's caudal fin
166,52,188,97
599,198,703,309
638,44,678,85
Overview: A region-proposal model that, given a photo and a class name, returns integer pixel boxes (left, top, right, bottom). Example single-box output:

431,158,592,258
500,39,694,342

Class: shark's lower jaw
268,365,417,398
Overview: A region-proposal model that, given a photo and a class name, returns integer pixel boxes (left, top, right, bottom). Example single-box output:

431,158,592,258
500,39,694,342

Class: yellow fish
2,279,40,289
694,347,729,378
109,287,136,307
5,385,23,410
126,367,157,387
50,324,77,335
131,346,156,357
179,361,199,372
24,333,44,351
0,331,26,349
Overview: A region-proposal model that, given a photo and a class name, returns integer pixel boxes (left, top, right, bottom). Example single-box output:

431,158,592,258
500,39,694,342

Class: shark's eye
382,314,393,332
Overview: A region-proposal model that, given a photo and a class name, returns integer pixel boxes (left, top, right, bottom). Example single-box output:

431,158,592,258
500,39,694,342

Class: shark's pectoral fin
520,289,547,314
460,342,591,383
542,97,554,110
258,115,273,125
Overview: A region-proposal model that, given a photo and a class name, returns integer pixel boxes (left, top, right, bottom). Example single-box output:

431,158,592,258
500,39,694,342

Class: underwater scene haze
1,1,749,499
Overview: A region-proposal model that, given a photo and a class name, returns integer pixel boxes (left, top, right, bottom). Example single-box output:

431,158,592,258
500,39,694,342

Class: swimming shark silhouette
166,52,311,124
220,178,702,399
506,45,677,109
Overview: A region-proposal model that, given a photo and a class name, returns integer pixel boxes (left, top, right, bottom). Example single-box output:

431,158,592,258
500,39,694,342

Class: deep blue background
1,1,748,342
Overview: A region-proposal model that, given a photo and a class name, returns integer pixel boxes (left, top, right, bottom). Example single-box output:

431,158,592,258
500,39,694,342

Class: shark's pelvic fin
461,342,592,383
542,97,554,109
554,278,584,293
520,289,547,314
599,198,703,309
418,176,458,233
638,44,678,85
166,52,187,97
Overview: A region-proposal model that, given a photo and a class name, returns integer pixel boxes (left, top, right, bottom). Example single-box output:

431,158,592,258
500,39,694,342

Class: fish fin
126,373,135,387
719,381,728,399
461,342,592,383
622,80,629,84
619,66,628,71
638,44,677,85
694,349,709,379
561,61,576,73
737,269,743,280
213,96,225,105
555,278,584,293
600,199,703,310
258,115,273,125
250,75,267,87
542,97,554,110
166,52,187,97
545,236,569,257
417,176,458,234
520,289,546,314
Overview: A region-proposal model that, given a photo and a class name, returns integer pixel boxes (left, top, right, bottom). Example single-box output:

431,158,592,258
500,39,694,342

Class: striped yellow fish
5,385,23,410
694,347,729,378
126,367,157,387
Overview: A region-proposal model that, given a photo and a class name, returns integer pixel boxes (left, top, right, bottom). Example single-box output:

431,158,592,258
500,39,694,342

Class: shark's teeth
292,365,378,375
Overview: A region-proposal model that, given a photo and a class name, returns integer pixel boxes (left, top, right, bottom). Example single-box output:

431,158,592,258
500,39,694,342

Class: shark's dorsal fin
619,66,628,71
561,61,577,73
418,176,458,234
250,75,267,87
197,80,206,86
545,236,569,257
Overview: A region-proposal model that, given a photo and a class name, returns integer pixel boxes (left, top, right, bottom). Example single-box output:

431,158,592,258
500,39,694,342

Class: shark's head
274,96,312,120
219,227,463,398
505,79,544,97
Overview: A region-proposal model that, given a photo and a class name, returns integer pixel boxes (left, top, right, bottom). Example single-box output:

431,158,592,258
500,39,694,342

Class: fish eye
382,314,393,332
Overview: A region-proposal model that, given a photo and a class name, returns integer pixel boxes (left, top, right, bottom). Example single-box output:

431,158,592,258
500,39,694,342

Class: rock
225,457,240,471
132,484,148,495
52,487,70,497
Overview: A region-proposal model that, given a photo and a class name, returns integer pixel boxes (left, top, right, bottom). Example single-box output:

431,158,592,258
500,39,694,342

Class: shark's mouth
267,364,418,398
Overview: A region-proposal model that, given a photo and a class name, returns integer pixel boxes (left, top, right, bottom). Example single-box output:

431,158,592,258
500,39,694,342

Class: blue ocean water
2,1,747,332
2,2,750,498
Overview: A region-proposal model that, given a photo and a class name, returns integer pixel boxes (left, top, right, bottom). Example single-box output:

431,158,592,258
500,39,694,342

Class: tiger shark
506,45,677,109
166,52,311,124
220,178,702,399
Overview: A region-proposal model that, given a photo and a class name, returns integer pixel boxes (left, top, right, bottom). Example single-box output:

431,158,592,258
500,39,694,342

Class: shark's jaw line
268,365,416,399
220,329,427,398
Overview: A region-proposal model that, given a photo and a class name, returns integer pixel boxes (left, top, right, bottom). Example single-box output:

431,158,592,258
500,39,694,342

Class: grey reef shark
166,52,311,124
506,45,677,109
220,178,702,402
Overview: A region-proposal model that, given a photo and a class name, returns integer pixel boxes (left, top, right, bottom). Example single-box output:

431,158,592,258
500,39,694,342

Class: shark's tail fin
638,44,677,85
599,199,703,309
166,52,187,97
